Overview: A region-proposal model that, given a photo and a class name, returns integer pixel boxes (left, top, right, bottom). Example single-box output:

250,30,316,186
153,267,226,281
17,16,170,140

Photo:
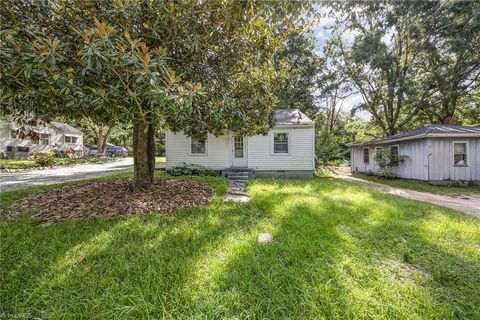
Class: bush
34,152,55,167
374,149,406,177
167,163,220,177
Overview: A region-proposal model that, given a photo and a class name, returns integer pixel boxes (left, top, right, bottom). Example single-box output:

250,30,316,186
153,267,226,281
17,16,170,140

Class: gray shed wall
351,137,480,182
428,137,480,181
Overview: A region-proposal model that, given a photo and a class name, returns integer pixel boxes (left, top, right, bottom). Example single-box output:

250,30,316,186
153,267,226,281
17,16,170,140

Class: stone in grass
258,232,273,244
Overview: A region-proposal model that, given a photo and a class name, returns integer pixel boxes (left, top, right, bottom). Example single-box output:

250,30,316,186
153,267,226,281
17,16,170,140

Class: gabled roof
275,109,314,125
348,124,480,147
50,122,83,135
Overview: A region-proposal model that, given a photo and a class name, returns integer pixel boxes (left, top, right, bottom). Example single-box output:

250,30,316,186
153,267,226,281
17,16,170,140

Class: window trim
363,147,370,164
189,135,208,156
64,135,78,144
17,146,30,153
40,133,51,146
453,141,468,167
271,130,292,156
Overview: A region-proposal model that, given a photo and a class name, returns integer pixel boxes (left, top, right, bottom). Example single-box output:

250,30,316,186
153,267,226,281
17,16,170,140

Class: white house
0,120,85,159
166,109,315,178
348,124,480,185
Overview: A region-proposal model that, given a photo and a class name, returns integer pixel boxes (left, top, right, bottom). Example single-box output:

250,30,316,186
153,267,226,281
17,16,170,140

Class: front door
232,135,247,167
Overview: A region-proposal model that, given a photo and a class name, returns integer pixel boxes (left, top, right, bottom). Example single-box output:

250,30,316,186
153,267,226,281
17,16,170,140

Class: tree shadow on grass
0,179,272,318
1,176,479,319
204,179,480,319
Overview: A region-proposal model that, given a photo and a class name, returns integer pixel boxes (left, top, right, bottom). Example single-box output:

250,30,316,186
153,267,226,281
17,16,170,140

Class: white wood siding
351,146,376,173
429,137,480,181
0,121,83,156
166,131,230,169
247,126,314,171
166,125,315,171
394,140,429,180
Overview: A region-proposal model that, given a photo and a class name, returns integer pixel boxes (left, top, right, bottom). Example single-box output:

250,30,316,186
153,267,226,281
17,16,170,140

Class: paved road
336,173,480,218
0,158,136,192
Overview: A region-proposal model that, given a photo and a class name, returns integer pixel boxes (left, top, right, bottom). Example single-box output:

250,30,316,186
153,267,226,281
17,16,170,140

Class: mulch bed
7,179,214,225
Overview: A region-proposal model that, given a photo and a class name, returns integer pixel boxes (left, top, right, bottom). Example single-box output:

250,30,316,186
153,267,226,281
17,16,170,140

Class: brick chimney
443,117,455,125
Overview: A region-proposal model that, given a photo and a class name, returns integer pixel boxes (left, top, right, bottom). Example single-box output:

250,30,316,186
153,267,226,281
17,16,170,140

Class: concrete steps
223,168,252,202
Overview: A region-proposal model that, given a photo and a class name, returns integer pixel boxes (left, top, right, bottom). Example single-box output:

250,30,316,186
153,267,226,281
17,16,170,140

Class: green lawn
0,156,115,170
353,172,480,195
1,173,479,319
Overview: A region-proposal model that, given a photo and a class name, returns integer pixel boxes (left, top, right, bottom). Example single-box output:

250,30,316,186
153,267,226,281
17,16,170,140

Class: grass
0,156,115,170
1,173,479,319
353,172,480,195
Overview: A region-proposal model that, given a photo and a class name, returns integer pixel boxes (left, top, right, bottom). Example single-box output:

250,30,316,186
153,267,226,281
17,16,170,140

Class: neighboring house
0,120,85,159
166,109,315,178
348,124,480,184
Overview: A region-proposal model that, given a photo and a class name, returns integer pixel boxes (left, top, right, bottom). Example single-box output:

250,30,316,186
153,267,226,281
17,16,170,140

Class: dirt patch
7,179,214,225
381,259,432,281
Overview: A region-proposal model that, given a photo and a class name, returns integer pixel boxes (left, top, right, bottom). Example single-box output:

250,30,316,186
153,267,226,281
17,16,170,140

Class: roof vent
443,117,455,125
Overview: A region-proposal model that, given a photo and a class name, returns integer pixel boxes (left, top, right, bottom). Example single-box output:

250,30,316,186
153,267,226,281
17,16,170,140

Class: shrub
167,163,220,177
34,152,55,167
374,149,406,177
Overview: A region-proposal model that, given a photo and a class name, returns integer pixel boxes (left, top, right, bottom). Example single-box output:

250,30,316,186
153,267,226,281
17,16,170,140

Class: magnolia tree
0,0,297,189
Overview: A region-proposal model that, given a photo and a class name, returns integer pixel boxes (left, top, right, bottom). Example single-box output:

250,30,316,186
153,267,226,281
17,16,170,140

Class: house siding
247,126,314,171
351,137,480,182
429,137,480,181
165,125,315,172
166,131,231,169
0,121,84,158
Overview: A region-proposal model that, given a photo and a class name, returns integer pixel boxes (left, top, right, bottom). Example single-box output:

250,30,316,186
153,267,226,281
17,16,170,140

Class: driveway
336,173,480,218
1,158,135,192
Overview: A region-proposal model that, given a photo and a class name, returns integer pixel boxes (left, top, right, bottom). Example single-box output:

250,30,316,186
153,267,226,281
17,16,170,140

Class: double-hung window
273,132,289,154
453,142,467,166
40,134,50,146
191,136,207,154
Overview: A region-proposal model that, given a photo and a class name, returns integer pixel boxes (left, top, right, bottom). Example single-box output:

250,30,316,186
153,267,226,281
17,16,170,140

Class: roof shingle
275,109,314,125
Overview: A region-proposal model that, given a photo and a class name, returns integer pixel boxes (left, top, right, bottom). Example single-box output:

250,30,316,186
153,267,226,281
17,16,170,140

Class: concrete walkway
336,173,480,218
0,158,135,192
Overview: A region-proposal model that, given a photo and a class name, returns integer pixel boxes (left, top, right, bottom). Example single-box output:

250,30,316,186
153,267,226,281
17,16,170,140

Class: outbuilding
348,124,480,185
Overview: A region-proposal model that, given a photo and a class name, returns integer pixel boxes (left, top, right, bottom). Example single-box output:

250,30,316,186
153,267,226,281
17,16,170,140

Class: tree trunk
100,126,113,154
97,126,104,154
147,122,156,182
132,119,153,190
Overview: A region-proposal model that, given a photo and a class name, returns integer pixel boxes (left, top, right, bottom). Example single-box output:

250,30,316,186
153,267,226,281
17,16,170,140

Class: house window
191,136,206,154
453,142,467,166
40,134,50,146
10,130,17,139
273,132,289,154
6,146,13,152
65,136,78,144
17,146,30,152
363,148,370,163
390,145,399,158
